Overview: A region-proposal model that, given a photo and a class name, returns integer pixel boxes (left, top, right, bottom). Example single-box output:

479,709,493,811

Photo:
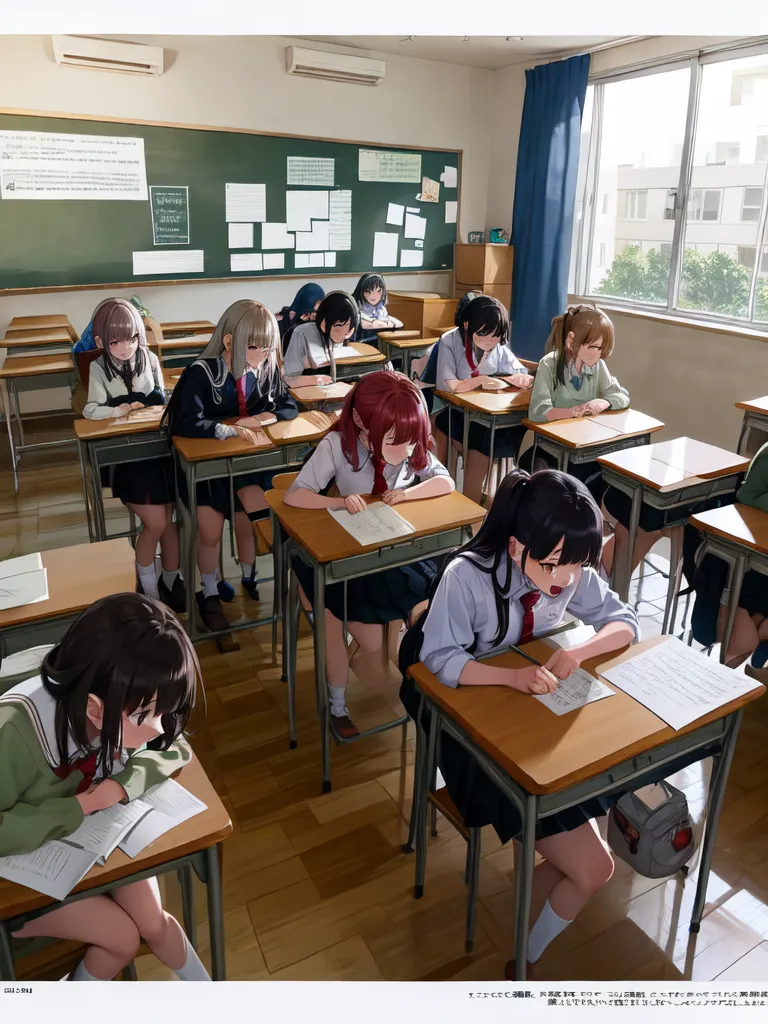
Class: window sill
569,297,768,343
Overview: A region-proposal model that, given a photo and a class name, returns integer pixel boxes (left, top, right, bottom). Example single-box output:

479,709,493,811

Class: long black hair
352,273,387,308
457,469,603,646
454,291,480,327
41,593,203,778
315,291,360,362
457,295,510,365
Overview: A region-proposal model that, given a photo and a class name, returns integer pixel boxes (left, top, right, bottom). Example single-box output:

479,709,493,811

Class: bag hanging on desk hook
607,781,695,879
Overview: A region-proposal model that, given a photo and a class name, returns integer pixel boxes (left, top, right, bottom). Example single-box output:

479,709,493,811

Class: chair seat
254,519,273,556
428,786,471,841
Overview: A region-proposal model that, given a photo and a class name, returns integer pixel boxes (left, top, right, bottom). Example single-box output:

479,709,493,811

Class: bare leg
533,820,615,923
12,896,140,980
607,521,664,577
127,502,174,598
158,504,180,572
718,605,760,667
464,450,491,507
234,484,268,569
434,427,449,469
196,506,225,575
110,877,186,971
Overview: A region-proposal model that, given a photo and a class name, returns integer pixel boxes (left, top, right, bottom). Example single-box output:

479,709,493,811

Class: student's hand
129,401,145,410
238,414,276,428
480,377,508,392
510,665,559,695
114,403,133,417
582,399,611,417
544,648,583,680
568,404,588,418
382,488,406,506
507,373,535,390
233,425,262,446
344,494,367,514
75,779,127,816
312,375,334,387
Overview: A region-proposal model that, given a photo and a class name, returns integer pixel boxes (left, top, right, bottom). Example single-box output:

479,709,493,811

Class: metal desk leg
184,464,200,636
619,484,643,604
461,409,471,496
9,379,25,448
414,706,438,898
286,568,300,749
403,695,426,853
178,864,197,951
402,349,411,379
204,844,226,980
690,712,742,930
1,379,19,494
736,416,749,457
720,552,748,665
76,438,95,543
0,921,16,981
484,418,497,503
662,525,684,635
313,567,332,792
88,443,108,542
514,793,539,980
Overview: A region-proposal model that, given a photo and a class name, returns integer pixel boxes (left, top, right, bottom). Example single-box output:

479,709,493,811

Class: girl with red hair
284,371,454,737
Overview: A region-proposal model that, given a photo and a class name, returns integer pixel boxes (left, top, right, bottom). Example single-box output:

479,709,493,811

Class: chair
426,786,482,953
0,644,55,694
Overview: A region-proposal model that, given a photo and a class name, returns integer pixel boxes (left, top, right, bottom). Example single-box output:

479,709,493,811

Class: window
688,189,722,222
571,47,768,327
623,190,648,220
742,188,763,222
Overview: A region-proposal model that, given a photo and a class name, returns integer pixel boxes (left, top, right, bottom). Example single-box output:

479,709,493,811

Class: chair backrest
0,644,55,694
76,348,103,390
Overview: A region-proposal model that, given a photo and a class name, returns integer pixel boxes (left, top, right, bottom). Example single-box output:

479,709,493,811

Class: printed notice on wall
358,149,421,183
0,130,148,201
133,250,204,276
149,186,190,245
329,190,352,250
287,157,335,187
225,183,266,223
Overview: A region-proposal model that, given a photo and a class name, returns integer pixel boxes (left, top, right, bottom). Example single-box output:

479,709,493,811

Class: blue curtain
510,53,590,360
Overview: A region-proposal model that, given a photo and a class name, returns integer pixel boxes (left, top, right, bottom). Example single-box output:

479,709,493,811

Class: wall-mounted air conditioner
285,46,385,87
52,36,164,77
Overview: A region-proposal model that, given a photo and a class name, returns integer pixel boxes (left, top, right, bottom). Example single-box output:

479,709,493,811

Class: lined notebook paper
534,668,615,716
328,503,416,546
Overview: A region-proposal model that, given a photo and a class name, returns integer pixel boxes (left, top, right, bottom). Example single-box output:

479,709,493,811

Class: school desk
0,352,76,494
172,412,335,643
407,634,765,980
265,487,485,793
376,332,434,378
74,408,169,543
159,319,216,338
688,504,768,664
6,314,78,342
437,386,532,497
0,539,136,656
289,380,354,411
3,327,73,352
333,341,387,381
523,408,665,475
0,756,232,981
598,438,750,612
736,396,768,457
155,333,213,369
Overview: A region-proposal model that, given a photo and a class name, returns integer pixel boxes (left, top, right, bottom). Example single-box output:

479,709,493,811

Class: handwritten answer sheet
534,668,615,716
602,637,760,730
119,779,207,858
0,842,98,900
328,503,416,546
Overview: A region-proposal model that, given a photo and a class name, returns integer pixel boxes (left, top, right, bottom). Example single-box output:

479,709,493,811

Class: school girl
275,282,325,346
352,273,403,339
400,469,640,979
283,291,361,386
520,304,629,502
433,294,534,505
1,593,210,982
164,299,298,634
284,370,454,738
82,298,184,612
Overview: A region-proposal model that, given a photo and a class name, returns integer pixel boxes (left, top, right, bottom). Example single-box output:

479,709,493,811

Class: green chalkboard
0,110,461,293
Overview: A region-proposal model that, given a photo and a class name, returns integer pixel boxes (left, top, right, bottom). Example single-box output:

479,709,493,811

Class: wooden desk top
266,488,485,564
0,540,136,631
3,328,73,348
599,437,750,491
0,354,73,378
410,635,765,795
376,330,425,345
266,410,337,445
736,395,768,415
523,409,664,449
160,320,215,335
74,407,166,440
438,387,531,415
7,315,77,341
336,342,386,365
690,503,768,556
156,334,212,351
172,411,331,463
0,756,232,918
289,382,354,405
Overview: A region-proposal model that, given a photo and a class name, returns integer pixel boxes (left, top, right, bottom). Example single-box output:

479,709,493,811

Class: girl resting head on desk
2,593,210,982
284,370,454,739
283,290,361,388
82,297,185,614
399,469,639,979
163,298,298,636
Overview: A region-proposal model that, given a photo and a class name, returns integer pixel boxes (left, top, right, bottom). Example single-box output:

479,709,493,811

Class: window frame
687,187,723,223
570,37,768,333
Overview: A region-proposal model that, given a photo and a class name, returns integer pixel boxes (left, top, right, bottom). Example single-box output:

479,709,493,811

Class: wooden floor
3,416,768,983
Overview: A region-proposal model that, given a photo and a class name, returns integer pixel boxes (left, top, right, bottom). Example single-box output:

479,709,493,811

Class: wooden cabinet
455,243,514,309
386,292,459,335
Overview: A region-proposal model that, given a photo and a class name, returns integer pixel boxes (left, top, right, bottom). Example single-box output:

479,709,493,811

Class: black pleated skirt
177,469,276,519
108,457,175,506
435,407,527,460
518,445,607,504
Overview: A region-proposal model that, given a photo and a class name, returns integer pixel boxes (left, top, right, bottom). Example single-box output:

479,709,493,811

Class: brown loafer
195,591,230,633
158,574,187,614
330,711,359,740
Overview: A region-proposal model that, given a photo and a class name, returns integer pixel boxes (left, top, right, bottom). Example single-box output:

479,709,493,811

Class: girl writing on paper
82,298,185,613
163,299,298,635
1,594,210,982
283,371,454,738
283,291,361,387
399,469,639,979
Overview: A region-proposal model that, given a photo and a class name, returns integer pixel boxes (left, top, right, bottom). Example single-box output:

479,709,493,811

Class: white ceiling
296,35,632,71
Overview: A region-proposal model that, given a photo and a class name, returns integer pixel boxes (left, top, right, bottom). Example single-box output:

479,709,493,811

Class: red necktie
519,590,540,646
236,375,249,418
52,752,99,794
464,337,479,377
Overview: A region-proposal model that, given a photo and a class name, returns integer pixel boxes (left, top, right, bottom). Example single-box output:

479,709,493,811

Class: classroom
1,14,768,999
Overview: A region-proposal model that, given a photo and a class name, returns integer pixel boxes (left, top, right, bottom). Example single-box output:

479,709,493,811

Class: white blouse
83,350,165,420
435,327,525,392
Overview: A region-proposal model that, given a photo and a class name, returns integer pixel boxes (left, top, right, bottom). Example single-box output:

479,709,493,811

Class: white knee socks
174,933,211,981
200,571,219,599
527,898,573,963
328,684,347,716
70,958,100,981
137,560,159,599
161,568,180,590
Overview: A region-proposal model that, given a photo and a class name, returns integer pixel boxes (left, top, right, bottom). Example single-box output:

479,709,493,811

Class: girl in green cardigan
0,593,210,982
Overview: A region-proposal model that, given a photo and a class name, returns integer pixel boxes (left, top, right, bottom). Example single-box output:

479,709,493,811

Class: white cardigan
83,350,165,420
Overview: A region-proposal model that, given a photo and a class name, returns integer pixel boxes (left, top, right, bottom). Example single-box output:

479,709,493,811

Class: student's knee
571,843,614,896
107,916,142,962
135,909,174,947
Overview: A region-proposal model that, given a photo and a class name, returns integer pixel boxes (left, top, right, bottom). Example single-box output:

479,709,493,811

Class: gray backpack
607,781,695,878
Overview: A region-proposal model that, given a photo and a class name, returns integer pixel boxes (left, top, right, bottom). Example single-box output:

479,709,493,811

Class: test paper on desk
534,668,614,716
0,841,99,900
119,779,207,858
0,552,48,611
328,503,416,546
601,637,760,731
